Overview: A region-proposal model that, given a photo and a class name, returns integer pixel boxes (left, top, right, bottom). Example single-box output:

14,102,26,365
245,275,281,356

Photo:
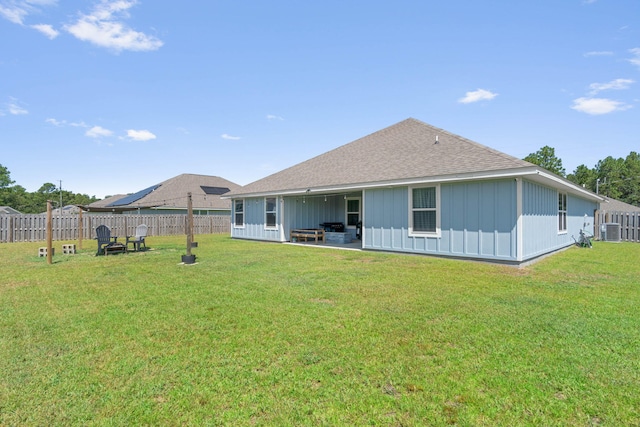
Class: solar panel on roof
200,186,230,195
107,184,161,207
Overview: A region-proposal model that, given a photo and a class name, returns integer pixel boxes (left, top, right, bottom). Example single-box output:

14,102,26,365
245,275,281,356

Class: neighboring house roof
83,174,242,212
226,118,600,202
599,196,640,213
87,194,128,209
50,205,83,215
0,206,21,215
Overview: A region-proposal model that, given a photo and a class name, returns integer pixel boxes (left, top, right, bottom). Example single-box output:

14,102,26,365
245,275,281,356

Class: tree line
2,147,639,213
0,164,99,214
524,146,640,207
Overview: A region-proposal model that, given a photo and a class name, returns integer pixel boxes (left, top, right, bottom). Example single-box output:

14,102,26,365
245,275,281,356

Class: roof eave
526,169,603,202
223,167,603,202
76,204,163,213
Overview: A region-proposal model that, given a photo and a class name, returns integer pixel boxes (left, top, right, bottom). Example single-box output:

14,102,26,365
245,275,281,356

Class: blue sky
1,0,638,199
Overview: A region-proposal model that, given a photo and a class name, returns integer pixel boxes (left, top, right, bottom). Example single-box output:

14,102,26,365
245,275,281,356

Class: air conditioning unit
601,223,621,242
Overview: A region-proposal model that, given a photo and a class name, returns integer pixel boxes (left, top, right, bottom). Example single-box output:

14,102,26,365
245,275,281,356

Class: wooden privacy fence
594,210,640,242
0,214,230,243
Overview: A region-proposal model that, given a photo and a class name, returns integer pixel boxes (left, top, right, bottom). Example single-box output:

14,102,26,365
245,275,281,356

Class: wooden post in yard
46,200,53,265
186,192,193,257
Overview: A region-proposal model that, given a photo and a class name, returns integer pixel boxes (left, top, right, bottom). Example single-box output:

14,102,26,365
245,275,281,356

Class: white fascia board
221,167,603,201
527,170,603,202
304,168,543,193
222,188,317,199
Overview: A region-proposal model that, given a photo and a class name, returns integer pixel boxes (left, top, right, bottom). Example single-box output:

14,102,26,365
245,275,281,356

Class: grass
1,235,639,426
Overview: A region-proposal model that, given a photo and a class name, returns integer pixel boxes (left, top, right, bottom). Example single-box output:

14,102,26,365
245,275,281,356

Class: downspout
516,178,523,262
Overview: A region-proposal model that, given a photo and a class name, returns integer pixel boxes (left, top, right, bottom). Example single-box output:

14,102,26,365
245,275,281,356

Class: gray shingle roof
229,118,535,196
87,174,242,211
87,194,128,208
600,197,640,213
0,206,21,215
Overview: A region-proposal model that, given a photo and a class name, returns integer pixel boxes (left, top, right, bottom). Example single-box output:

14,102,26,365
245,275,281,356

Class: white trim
264,196,278,230
345,197,361,231
279,197,286,241
408,184,441,238
558,191,567,234
516,178,523,262
233,198,245,229
361,190,366,246
534,169,600,201
224,167,603,203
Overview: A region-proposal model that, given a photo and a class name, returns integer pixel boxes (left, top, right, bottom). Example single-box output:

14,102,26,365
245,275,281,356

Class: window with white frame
234,199,244,227
409,185,440,236
265,197,277,228
558,193,567,232
346,198,361,227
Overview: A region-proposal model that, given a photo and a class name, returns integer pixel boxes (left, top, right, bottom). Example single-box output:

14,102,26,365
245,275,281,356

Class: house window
346,198,361,227
558,193,567,233
409,185,440,236
265,197,277,229
234,199,244,228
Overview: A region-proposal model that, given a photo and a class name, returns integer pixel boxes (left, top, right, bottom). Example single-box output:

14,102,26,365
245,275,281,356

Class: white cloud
0,4,27,24
46,118,90,128
221,133,241,140
571,97,631,115
628,48,640,69
45,117,64,126
0,0,57,25
64,0,163,53
584,51,613,57
458,89,498,104
126,129,156,141
9,105,28,114
6,98,28,115
588,78,634,95
86,125,113,138
31,23,59,39
266,114,284,121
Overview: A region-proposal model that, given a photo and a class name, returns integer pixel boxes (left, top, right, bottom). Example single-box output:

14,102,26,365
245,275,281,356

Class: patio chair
126,224,148,252
95,225,117,255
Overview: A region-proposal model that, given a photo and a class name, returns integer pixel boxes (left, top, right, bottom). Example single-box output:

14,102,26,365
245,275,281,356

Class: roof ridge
228,118,538,196
404,118,533,167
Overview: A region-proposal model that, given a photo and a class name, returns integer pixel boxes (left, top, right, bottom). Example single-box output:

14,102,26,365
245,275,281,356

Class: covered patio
282,191,362,248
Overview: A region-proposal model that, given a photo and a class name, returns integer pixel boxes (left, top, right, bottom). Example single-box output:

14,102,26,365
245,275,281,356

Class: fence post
46,201,53,264
78,210,83,249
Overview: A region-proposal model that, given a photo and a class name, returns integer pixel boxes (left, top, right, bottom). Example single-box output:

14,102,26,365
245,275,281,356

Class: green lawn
1,235,639,426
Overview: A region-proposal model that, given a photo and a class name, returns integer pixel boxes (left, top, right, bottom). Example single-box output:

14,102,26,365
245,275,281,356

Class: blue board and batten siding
364,180,518,261
364,179,597,262
521,180,596,259
231,197,282,241
230,178,598,263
